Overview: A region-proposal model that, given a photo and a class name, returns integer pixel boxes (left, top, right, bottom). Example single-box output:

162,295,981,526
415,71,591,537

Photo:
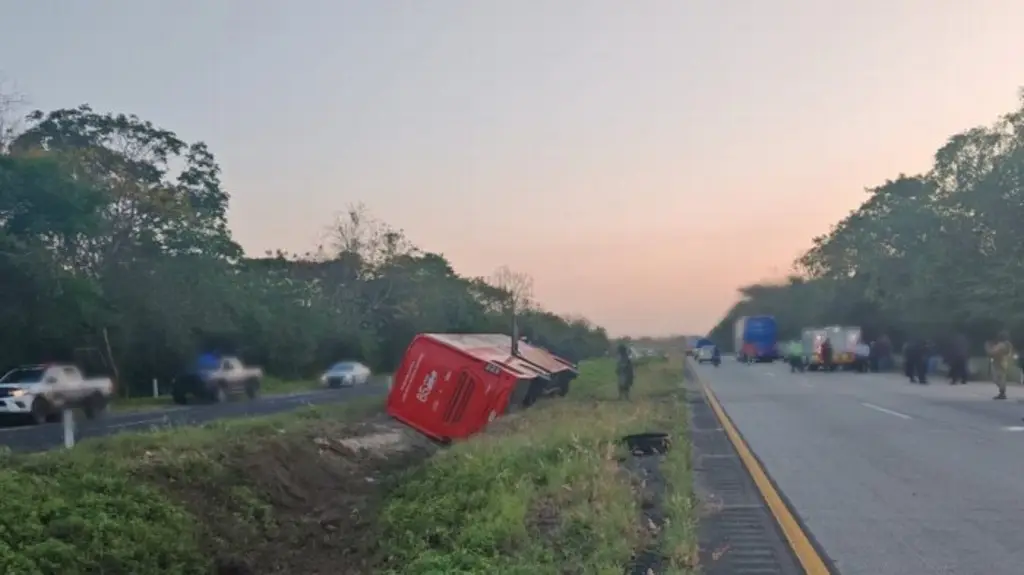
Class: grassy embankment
0,356,695,574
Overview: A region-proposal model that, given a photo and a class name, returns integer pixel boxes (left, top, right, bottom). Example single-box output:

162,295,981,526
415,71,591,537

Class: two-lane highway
695,360,1024,575
0,383,388,453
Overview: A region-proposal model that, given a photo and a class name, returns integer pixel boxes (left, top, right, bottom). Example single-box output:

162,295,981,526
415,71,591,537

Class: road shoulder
684,359,832,575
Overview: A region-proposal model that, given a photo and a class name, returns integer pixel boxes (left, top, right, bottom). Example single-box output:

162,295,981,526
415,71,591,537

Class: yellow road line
701,381,832,575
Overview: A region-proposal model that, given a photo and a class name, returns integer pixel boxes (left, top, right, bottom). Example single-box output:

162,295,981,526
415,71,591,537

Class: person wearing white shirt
855,342,871,373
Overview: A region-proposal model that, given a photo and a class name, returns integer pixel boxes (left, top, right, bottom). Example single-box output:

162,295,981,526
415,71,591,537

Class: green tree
709,87,1024,353
0,100,611,392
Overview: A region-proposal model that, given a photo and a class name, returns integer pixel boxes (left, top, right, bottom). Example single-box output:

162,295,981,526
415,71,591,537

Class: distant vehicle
172,356,263,404
0,364,114,424
826,326,863,371
387,333,578,443
696,345,720,366
321,361,372,388
734,315,779,362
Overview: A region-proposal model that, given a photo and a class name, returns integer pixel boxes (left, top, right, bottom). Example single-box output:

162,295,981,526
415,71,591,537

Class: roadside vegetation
375,355,696,574
708,86,1024,356
0,357,695,575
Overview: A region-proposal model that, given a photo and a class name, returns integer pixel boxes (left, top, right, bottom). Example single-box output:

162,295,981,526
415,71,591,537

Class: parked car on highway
320,361,372,388
0,363,114,424
172,356,263,404
696,345,720,366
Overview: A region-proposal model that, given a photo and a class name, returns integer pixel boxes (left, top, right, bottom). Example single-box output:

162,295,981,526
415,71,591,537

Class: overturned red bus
386,333,578,442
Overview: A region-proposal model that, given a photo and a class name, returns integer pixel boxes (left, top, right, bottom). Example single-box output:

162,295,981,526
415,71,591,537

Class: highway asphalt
0,383,389,453
694,359,1024,575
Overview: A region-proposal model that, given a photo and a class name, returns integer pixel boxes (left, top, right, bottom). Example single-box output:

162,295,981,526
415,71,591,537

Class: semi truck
826,325,864,371
803,326,864,371
734,315,779,362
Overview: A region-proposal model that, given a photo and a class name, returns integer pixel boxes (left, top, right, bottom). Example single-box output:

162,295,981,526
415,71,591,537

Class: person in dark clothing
904,340,920,383
616,344,634,400
877,334,893,371
947,333,969,385
820,338,834,372
917,339,932,384
904,338,930,384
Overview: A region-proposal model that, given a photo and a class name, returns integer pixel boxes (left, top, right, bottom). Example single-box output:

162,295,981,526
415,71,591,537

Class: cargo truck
803,326,863,371
734,315,779,362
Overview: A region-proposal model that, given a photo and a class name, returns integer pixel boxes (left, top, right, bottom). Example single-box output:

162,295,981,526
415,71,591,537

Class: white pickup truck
172,356,263,404
0,364,114,424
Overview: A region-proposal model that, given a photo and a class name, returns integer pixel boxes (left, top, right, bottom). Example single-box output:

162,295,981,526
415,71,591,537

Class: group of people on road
899,331,1020,401
783,336,850,372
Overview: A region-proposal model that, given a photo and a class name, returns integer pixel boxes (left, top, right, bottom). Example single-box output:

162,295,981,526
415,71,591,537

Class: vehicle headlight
10,389,26,397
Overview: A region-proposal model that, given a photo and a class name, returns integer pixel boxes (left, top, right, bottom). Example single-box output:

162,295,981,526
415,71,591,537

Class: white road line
861,402,912,420
1001,426,1024,432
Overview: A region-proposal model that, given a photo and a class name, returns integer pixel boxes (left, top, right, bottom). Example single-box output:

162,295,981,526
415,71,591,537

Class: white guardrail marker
62,408,75,448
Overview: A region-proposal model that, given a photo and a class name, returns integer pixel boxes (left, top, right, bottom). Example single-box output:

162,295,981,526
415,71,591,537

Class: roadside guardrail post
62,408,75,448
152,378,159,398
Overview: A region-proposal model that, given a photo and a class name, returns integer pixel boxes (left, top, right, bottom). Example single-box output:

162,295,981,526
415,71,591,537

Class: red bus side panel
387,335,513,441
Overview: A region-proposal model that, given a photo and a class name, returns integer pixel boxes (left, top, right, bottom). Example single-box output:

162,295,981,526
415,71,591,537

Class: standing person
741,342,756,365
855,340,871,373
787,340,804,373
917,339,932,384
616,343,634,400
948,333,969,385
877,334,893,371
985,331,1014,400
868,340,879,373
903,339,920,383
820,338,834,372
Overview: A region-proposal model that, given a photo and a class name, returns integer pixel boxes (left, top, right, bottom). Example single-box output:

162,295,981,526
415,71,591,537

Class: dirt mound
144,414,438,575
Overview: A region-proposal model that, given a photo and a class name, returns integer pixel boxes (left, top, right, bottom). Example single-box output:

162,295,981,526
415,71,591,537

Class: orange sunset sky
2,0,1022,335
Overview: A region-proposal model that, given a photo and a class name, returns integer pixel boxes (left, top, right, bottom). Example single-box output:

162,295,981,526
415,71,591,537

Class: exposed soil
141,414,439,575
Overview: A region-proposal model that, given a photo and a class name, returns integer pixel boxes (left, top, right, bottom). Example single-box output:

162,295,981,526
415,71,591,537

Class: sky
1,1,1023,336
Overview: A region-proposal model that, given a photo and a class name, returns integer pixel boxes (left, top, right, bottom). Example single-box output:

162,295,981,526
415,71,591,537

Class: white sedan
320,361,372,388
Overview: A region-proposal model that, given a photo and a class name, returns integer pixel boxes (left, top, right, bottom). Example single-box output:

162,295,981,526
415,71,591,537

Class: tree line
709,88,1024,354
0,99,610,394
